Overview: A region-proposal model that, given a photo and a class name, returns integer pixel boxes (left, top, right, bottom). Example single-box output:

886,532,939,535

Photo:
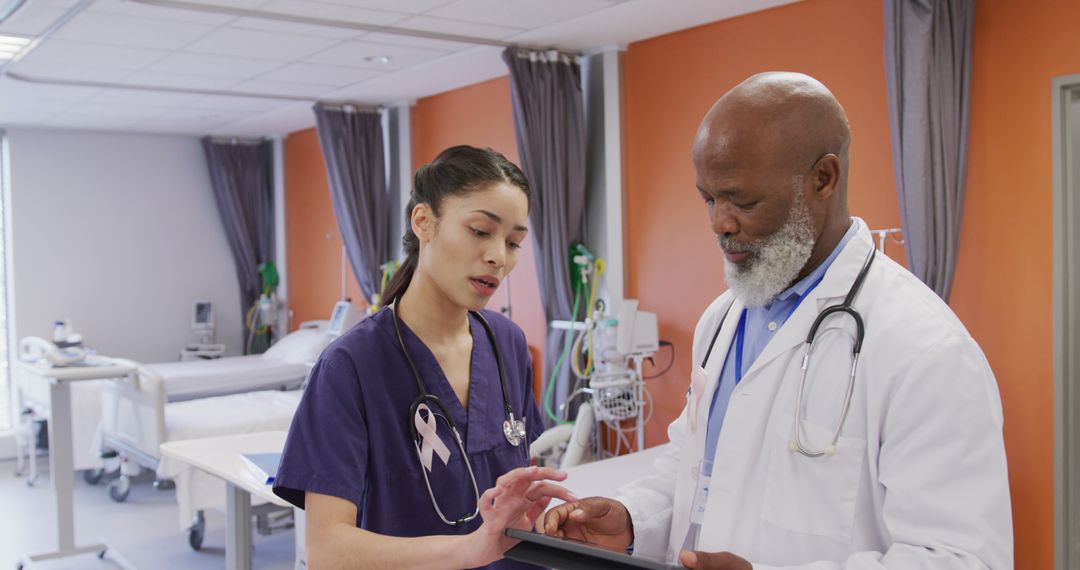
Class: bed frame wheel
108,475,131,502
83,468,105,485
189,511,206,551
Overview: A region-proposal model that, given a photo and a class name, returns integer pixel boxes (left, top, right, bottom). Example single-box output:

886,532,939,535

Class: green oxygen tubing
543,244,603,424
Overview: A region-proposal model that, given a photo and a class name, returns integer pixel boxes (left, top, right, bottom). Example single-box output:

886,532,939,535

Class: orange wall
285,128,366,329
623,0,1066,567
951,0,1080,565
411,77,548,362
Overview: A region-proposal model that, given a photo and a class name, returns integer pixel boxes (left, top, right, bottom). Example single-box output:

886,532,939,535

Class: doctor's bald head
692,72,853,306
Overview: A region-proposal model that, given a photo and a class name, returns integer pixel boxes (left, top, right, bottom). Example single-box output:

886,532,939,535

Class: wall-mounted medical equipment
246,261,286,354
191,301,215,345
327,300,362,337
533,244,669,469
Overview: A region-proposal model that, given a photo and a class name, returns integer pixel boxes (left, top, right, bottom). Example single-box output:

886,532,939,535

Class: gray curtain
313,103,388,303
202,138,275,350
503,48,587,426
884,0,974,300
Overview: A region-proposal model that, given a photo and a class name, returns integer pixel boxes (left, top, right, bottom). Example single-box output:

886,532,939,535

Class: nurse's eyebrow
472,209,528,233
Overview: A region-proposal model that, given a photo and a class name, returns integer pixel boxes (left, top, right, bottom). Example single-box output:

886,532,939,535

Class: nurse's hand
678,550,752,570
541,496,634,552
464,465,577,567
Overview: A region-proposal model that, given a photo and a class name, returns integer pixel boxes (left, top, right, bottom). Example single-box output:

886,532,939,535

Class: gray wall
7,128,243,362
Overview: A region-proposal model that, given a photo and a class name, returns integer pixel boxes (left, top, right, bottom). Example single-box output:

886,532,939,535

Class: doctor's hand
678,550,752,570
541,497,634,552
463,466,577,568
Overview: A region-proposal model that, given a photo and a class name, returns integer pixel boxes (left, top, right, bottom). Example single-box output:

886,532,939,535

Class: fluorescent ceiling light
0,44,21,53
0,52,13,60
0,34,30,46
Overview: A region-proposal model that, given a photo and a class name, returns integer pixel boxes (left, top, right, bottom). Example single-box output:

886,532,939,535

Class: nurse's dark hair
381,145,530,305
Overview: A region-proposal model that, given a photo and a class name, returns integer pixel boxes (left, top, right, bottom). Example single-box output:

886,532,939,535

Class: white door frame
1051,73,1080,570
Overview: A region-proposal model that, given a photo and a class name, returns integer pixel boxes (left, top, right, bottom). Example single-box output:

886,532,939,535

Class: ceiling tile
427,0,617,30
148,53,284,79
257,63,382,87
396,15,524,40
0,5,68,36
0,77,102,102
185,94,287,113
305,40,446,70
127,119,223,136
53,12,217,50
258,0,409,26
121,71,240,91
0,99,71,123
18,39,169,70
158,106,258,121
359,31,477,52
307,0,452,14
229,16,360,40
47,112,139,129
211,100,318,136
6,60,133,83
227,79,330,98
89,89,203,108
70,101,170,119
86,0,237,26
183,27,342,61
201,0,276,8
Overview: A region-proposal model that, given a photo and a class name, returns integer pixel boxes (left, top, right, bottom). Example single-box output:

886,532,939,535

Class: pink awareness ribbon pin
415,403,452,472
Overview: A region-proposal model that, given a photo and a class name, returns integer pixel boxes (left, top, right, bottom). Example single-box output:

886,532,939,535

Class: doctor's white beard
719,186,816,307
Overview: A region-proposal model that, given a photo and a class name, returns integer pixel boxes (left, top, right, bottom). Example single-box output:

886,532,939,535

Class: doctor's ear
411,203,437,244
809,153,841,200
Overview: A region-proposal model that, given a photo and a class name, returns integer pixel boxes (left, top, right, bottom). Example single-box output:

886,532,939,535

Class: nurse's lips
470,275,500,296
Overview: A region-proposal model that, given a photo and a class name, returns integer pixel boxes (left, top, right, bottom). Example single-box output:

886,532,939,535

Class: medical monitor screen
329,302,348,334
193,301,213,328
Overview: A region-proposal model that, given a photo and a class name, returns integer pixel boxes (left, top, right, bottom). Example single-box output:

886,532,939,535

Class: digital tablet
504,528,682,570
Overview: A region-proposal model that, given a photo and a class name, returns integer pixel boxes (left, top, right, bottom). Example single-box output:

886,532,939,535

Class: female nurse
273,145,573,569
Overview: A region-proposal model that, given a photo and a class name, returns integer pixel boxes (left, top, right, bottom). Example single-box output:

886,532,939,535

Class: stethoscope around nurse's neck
389,303,528,526
701,247,876,458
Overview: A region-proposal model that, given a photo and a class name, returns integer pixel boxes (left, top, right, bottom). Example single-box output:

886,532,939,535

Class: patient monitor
616,299,660,356
328,301,362,337
192,301,215,345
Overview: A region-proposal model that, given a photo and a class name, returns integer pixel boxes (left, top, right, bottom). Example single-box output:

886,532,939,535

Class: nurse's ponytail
381,146,529,305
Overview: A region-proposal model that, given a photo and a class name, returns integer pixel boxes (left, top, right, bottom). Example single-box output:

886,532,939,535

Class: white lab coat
616,220,1013,569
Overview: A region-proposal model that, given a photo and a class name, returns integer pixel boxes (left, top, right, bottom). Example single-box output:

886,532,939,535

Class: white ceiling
0,0,798,136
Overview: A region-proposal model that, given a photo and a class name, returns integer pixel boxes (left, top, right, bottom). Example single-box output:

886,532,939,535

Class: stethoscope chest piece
503,415,526,447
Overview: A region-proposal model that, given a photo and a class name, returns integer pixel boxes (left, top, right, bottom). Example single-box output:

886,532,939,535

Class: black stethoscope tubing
392,307,517,438
701,247,877,369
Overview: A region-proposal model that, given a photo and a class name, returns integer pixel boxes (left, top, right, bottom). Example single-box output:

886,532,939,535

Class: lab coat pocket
760,413,865,542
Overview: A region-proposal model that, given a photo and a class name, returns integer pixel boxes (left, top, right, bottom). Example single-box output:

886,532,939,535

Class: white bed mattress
146,355,309,401
157,389,303,529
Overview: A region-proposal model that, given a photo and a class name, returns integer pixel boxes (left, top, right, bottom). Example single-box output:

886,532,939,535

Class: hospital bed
98,327,331,503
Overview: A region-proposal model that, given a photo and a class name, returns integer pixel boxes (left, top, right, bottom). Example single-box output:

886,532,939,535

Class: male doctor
542,72,1013,568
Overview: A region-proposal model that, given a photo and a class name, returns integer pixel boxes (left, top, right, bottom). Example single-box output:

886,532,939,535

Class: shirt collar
772,218,860,305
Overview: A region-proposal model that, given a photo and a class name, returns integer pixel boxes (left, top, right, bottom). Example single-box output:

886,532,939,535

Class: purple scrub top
274,307,545,569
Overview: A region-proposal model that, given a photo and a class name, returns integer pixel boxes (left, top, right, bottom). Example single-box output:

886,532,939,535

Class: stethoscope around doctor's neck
702,247,877,458
390,304,528,526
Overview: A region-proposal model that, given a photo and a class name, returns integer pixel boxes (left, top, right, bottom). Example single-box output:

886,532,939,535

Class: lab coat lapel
737,223,876,386
690,296,744,434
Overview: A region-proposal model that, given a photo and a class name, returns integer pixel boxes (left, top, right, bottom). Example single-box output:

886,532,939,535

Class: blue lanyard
733,273,828,384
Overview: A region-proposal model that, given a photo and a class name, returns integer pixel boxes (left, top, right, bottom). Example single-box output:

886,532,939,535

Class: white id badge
689,459,713,525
